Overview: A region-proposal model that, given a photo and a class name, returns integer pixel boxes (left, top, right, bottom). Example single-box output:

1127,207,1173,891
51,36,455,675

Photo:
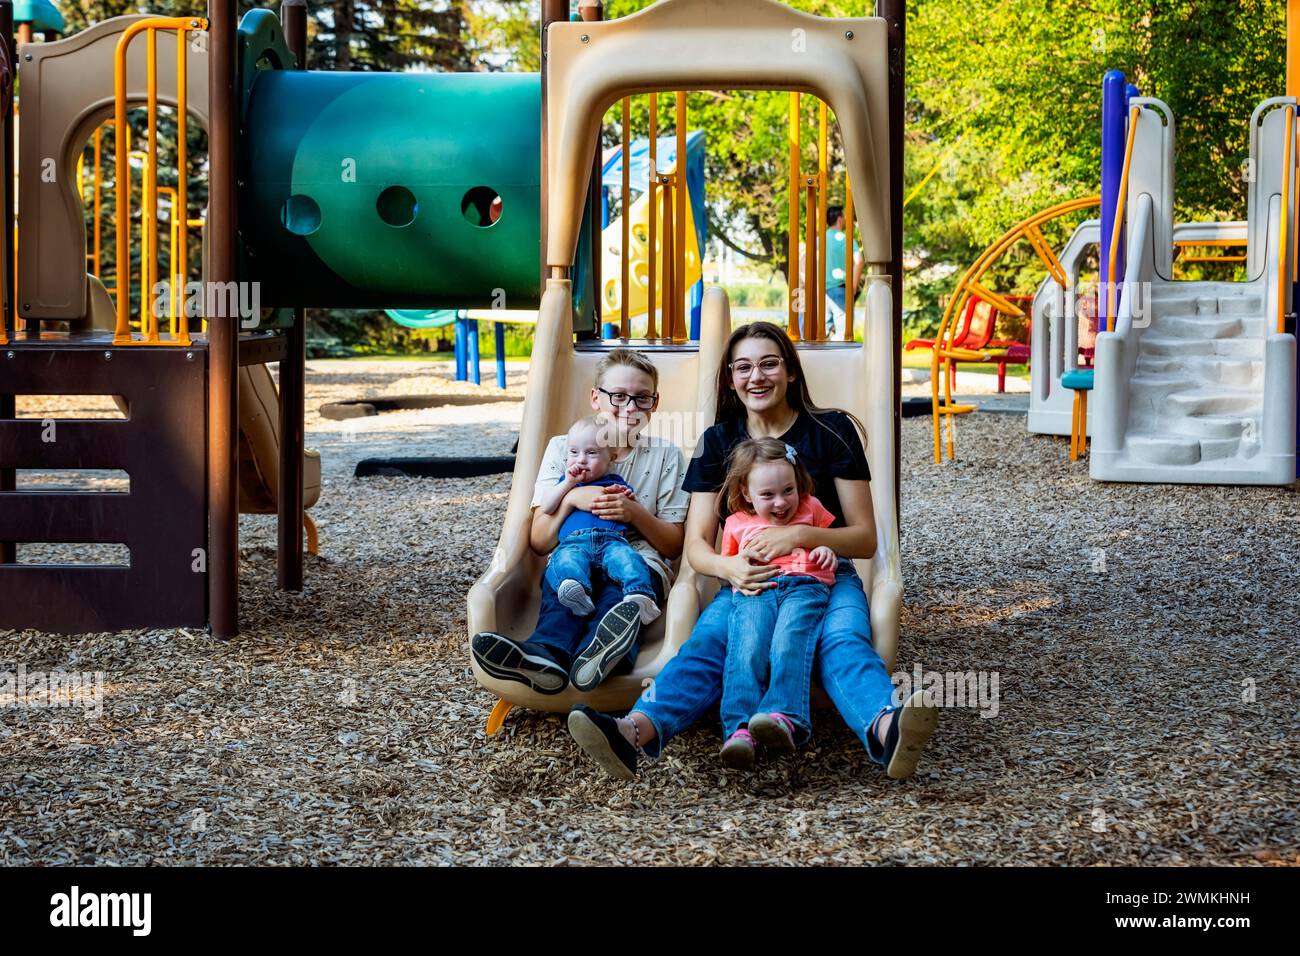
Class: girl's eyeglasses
597,387,658,410
729,357,785,378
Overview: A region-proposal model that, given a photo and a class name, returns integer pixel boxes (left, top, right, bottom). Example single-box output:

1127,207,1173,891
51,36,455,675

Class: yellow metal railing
928,195,1102,464
1105,105,1141,328
786,92,856,342
602,90,854,345
608,91,689,341
1173,238,1247,265
113,16,207,345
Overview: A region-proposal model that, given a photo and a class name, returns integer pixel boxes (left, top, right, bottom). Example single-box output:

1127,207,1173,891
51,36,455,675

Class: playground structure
929,70,1298,486
0,0,905,653
599,129,706,337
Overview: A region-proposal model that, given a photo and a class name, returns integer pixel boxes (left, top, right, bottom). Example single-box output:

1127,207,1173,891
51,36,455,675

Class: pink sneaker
720,728,756,770
749,712,797,755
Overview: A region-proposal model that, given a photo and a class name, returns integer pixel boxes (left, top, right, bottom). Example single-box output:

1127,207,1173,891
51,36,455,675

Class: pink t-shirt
720,495,838,586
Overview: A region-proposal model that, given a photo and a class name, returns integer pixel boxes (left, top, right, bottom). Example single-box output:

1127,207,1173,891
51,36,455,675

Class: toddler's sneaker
720,728,756,770
556,579,596,616
748,712,797,756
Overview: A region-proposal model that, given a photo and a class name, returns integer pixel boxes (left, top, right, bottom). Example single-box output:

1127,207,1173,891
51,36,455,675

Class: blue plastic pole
494,322,506,389
689,279,704,340
453,318,467,382
468,319,481,386
1100,69,1127,334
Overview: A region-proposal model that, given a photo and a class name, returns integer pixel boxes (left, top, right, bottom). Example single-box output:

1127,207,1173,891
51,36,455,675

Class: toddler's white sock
627,593,661,625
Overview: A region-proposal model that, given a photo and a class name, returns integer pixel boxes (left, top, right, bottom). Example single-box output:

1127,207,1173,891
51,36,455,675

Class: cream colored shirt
531,434,690,588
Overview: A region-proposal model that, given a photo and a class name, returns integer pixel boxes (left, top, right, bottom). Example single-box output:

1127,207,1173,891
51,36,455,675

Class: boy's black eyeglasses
597,387,658,410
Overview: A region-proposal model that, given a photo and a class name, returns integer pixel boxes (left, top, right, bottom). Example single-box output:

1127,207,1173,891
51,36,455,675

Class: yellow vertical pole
93,124,104,277
143,27,159,341
647,93,658,339
1280,106,1294,334
804,178,816,342
787,92,800,337
1292,1,1300,283
114,42,132,340
1289,0,1300,99
176,24,190,345
620,97,631,338
158,188,178,332
662,177,675,336
674,91,687,341
844,174,855,341
817,101,828,340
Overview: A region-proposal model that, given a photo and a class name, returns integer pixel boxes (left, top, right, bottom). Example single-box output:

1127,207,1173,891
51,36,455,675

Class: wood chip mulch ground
1,362,1297,865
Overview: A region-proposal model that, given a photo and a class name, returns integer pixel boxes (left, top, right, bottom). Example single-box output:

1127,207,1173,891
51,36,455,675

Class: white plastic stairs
1119,286,1267,470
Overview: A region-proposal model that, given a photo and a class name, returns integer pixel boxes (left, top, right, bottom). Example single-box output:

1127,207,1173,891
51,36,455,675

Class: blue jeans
796,285,845,338
634,560,897,763
543,529,656,603
722,576,829,743
527,564,666,671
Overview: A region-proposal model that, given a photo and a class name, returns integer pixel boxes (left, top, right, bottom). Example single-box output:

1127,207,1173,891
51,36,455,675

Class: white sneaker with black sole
471,632,569,695
569,599,643,692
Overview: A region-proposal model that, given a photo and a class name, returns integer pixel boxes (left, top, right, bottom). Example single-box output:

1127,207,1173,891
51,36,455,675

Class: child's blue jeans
543,528,656,604
722,574,830,745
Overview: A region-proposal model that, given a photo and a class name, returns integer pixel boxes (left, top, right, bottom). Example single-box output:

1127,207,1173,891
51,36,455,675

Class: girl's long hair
713,321,868,448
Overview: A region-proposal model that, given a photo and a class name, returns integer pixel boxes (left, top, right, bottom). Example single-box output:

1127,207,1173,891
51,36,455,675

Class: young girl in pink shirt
716,437,837,769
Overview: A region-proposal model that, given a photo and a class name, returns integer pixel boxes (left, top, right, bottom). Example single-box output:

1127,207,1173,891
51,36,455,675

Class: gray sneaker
569,600,641,692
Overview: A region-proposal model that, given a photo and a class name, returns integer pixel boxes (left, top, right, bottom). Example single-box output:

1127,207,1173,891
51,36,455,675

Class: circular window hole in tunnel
281,194,321,236
461,186,503,228
377,186,419,228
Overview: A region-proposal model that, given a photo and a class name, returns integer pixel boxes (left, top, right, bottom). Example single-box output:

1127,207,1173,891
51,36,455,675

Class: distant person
824,204,863,341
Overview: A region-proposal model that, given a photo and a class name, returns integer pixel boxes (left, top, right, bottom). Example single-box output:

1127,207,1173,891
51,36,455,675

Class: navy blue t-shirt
558,473,632,539
682,410,870,526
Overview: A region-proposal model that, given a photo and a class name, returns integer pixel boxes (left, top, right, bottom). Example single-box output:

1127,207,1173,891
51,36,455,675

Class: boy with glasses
472,349,689,694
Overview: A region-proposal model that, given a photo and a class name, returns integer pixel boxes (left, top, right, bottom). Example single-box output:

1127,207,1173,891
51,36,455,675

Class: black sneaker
882,689,940,780
567,704,637,781
569,600,642,692
471,632,568,695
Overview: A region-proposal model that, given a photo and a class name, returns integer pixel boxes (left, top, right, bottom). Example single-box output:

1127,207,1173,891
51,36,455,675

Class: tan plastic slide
237,362,322,552
467,278,903,718
469,0,902,726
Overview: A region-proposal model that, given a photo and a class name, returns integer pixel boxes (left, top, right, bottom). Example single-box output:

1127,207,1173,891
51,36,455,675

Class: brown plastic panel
0,339,208,631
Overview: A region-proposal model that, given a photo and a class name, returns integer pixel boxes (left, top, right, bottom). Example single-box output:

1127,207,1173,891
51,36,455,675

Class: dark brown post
208,0,239,637
540,0,567,292
278,0,307,591
1,1,12,342
0,0,12,565
878,0,904,520
580,1,603,336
